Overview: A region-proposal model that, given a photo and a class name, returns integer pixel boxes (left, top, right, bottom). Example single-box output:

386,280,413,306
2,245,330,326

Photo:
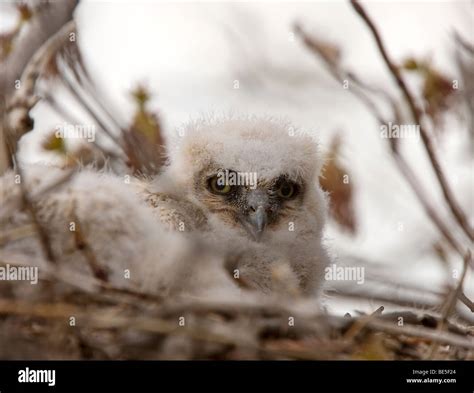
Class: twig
350,0,473,241
14,162,57,265
428,250,472,358
33,167,77,197
0,167,77,224
0,0,79,174
42,92,125,161
69,201,109,282
294,24,466,257
366,318,474,350
0,252,163,307
459,292,474,313
59,67,126,152
0,224,37,245
343,305,384,341
4,19,78,160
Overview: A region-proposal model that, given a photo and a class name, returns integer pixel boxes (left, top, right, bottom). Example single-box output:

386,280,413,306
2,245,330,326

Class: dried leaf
16,4,33,22
124,85,166,175
319,134,357,233
294,24,341,68
402,57,456,126
42,132,67,155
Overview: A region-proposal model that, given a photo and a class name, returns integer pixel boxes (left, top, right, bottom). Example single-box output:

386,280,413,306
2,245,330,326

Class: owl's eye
208,176,233,195
276,180,297,199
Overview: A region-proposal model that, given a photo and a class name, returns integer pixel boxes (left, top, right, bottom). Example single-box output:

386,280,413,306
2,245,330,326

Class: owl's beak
241,190,269,241
248,206,268,241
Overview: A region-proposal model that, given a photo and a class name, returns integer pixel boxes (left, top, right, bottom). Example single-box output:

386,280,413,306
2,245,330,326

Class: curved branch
350,0,473,242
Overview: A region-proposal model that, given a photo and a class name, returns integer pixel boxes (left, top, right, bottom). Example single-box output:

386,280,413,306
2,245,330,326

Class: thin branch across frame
350,0,473,242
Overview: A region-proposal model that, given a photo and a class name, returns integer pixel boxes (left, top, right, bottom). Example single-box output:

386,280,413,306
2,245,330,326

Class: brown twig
428,250,472,358
14,162,57,265
42,92,125,161
366,318,474,350
350,0,473,242
59,69,126,152
459,292,474,313
0,0,79,174
0,224,36,245
3,18,78,163
70,201,109,282
294,24,466,257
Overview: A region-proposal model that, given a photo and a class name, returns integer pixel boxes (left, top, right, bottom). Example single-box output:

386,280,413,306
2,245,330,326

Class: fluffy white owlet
142,116,330,296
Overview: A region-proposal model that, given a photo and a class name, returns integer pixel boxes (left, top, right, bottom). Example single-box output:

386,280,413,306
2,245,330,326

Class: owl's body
1,116,329,298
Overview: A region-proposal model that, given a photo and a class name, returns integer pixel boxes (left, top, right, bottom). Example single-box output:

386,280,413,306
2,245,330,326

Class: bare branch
295,24,466,257
0,0,79,174
350,0,473,241
428,250,472,358
14,162,57,265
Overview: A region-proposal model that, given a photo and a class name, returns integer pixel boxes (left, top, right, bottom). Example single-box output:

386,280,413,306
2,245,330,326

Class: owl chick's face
168,117,324,241
193,167,306,240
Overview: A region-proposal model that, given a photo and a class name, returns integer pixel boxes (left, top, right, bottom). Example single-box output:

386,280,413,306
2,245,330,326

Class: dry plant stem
14,163,57,265
299,21,473,315
42,92,124,161
1,254,329,333
0,295,473,355
427,251,472,359
453,31,474,54
294,24,388,125
366,318,474,350
459,292,474,313
59,69,125,152
0,298,331,360
326,288,474,325
70,202,109,282
295,25,466,257
342,305,384,341
350,0,473,242
3,19,78,160
1,255,473,358
0,1,79,94
73,63,128,136
0,168,76,223
0,253,164,308
0,0,79,173
0,224,36,245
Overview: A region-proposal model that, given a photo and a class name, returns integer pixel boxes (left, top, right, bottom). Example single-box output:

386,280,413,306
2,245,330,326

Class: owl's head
167,116,325,241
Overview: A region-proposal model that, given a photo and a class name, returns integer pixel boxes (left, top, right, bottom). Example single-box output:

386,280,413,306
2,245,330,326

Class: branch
4,20,77,157
0,0,79,174
14,163,57,265
428,250,472,358
70,201,109,282
350,0,473,242
294,24,466,257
